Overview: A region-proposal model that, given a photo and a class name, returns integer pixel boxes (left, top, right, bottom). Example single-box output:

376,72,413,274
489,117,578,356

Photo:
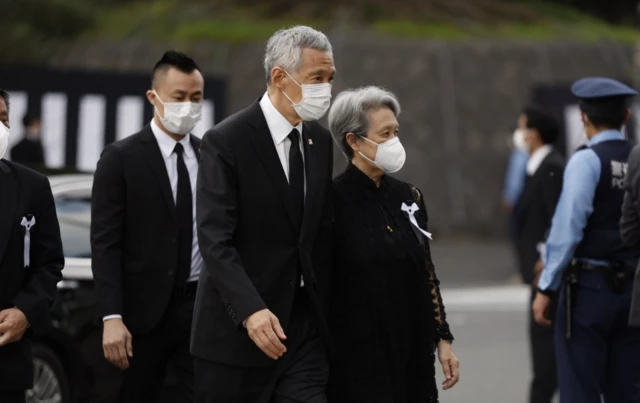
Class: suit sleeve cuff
103,314,123,322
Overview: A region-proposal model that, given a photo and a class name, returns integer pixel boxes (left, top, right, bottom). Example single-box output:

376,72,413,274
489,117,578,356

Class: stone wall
49,36,634,238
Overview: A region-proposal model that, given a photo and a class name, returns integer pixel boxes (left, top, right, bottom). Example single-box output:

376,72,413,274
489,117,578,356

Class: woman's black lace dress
328,164,453,403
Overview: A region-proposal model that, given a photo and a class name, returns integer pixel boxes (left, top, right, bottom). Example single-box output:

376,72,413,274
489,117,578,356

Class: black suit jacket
515,149,565,285
192,99,333,367
0,160,64,390
620,145,640,326
90,125,201,336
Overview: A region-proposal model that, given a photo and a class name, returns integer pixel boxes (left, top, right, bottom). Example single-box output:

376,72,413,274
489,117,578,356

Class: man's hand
245,309,287,360
532,292,552,327
438,340,460,390
103,318,133,369
0,308,29,346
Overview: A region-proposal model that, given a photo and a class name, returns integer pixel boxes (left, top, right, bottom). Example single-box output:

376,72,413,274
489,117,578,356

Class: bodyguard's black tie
174,142,192,286
288,128,304,228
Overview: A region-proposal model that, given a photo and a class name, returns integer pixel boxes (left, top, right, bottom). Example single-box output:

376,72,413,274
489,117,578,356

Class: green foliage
1,0,638,62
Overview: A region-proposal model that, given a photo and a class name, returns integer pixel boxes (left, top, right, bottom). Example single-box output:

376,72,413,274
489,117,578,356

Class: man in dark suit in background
192,25,335,403
515,106,564,403
91,51,204,403
621,144,640,327
10,113,46,170
0,89,65,403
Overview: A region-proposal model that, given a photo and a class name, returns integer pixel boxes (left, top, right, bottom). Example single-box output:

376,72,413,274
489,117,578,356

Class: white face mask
0,123,10,160
281,70,332,121
358,136,406,174
512,129,529,153
154,90,202,135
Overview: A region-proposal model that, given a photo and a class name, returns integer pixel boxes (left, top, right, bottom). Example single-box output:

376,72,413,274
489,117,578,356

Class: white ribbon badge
401,202,433,240
20,215,36,268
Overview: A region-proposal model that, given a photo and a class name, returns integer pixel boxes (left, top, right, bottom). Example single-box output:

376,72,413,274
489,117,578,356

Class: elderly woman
327,86,459,402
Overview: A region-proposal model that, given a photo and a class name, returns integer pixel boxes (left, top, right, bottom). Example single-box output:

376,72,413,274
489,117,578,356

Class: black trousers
528,289,558,403
118,282,197,403
0,390,25,403
194,292,329,403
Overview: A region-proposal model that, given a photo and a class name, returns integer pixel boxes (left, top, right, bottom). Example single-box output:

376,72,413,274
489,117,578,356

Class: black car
28,174,178,403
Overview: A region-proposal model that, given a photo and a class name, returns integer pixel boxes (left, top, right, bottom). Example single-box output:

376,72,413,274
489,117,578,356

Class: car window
56,197,91,258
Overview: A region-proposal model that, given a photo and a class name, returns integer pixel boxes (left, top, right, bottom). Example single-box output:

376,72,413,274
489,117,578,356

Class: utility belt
562,259,635,340
569,260,635,293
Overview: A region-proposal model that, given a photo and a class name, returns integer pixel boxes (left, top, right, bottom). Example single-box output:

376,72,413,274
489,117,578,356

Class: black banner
0,66,226,171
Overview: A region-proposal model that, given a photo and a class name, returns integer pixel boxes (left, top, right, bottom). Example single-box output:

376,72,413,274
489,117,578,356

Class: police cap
571,77,637,123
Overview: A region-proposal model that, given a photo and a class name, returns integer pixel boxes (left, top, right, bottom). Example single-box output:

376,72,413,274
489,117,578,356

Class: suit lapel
300,124,321,240
247,101,298,231
190,135,201,161
517,151,555,217
139,126,177,223
0,161,17,264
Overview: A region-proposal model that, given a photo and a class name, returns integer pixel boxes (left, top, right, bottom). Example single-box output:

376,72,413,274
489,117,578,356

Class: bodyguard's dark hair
23,113,40,127
0,89,9,112
522,106,559,145
152,51,200,87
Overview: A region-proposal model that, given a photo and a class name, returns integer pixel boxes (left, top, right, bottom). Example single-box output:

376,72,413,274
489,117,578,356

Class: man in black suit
10,113,46,170
91,51,204,403
514,106,564,403
621,145,640,327
0,89,64,403
192,25,335,403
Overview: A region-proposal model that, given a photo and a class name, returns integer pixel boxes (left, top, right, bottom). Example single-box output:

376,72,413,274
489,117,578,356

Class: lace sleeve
411,186,454,343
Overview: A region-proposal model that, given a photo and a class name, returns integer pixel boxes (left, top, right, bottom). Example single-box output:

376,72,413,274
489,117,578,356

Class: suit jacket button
288,281,294,288
171,238,177,243
168,269,174,276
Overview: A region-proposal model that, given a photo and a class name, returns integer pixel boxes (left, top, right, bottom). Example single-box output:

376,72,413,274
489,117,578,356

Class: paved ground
433,238,559,403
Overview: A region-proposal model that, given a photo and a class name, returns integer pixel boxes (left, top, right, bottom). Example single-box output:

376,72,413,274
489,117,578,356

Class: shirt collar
150,119,194,159
526,145,553,176
588,129,625,147
259,92,303,145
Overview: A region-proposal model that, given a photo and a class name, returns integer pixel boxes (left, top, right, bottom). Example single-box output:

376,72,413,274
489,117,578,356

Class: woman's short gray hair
328,86,401,159
264,26,333,84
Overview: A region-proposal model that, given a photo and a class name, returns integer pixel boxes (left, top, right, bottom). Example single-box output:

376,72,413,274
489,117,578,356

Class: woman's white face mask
358,135,406,174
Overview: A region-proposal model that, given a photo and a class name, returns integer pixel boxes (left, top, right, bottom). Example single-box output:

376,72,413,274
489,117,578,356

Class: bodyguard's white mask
359,136,406,174
0,123,10,160
281,70,332,121
512,129,529,153
154,90,202,135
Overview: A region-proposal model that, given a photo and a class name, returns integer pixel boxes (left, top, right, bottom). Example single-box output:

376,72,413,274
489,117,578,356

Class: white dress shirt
259,92,305,286
259,92,306,190
526,144,553,176
103,120,203,322
526,144,553,262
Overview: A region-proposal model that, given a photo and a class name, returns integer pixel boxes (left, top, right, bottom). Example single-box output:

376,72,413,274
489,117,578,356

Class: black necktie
174,142,192,285
288,129,304,228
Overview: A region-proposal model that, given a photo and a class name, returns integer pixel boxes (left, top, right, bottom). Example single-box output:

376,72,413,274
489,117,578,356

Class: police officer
532,77,640,403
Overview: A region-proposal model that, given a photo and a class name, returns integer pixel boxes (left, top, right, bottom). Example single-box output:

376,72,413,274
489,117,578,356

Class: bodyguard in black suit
514,107,564,403
91,52,204,403
0,90,64,403
192,26,335,403
621,145,640,327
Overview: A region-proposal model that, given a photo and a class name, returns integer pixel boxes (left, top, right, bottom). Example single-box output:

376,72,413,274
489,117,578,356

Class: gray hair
263,25,333,85
328,86,401,159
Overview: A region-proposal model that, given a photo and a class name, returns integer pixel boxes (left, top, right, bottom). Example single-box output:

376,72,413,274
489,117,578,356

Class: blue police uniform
538,77,640,403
